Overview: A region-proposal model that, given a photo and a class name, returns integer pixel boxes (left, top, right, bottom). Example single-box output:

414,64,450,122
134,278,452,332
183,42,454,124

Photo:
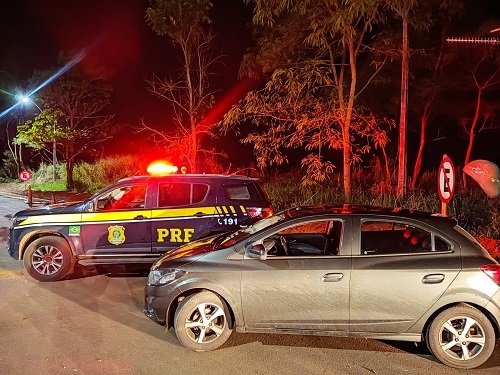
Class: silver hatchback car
144,205,500,369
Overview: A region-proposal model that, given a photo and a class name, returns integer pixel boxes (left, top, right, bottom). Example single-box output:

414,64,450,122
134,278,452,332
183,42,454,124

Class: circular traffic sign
19,169,32,182
437,156,455,204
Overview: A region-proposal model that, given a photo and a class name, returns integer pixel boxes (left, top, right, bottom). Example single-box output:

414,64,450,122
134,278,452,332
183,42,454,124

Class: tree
223,64,393,185
144,0,221,172
405,1,463,190
224,0,388,195
16,54,115,189
453,45,500,185
385,0,419,196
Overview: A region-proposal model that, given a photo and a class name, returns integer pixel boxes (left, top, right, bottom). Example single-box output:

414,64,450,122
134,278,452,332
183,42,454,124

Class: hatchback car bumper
144,284,181,325
484,289,500,329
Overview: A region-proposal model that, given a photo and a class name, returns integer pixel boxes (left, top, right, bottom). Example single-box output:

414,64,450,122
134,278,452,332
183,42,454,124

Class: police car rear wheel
23,236,74,282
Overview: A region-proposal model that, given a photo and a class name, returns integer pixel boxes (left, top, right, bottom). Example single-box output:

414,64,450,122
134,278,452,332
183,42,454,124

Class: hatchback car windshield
212,214,285,249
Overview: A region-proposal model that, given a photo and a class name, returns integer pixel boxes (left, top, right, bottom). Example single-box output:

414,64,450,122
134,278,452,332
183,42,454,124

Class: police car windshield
212,214,284,249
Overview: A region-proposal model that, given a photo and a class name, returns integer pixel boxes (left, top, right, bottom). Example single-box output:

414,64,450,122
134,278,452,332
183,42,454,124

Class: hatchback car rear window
360,220,451,255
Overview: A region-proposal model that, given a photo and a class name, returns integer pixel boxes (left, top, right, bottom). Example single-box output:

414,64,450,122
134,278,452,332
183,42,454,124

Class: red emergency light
147,161,178,175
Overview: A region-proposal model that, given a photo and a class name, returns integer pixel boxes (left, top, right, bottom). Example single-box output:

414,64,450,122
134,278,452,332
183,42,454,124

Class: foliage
21,52,116,190
14,108,62,150
0,150,20,179
263,168,500,240
229,0,391,196
73,155,148,193
223,66,394,185
15,162,67,191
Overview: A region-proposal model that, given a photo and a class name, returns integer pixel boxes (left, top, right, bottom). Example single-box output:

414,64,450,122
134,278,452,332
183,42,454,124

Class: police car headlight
148,268,186,286
12,215,28,227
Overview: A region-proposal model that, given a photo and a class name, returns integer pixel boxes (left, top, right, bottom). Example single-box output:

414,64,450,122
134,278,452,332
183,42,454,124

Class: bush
19,157,500,242
264,171,500,241
73,155,148,193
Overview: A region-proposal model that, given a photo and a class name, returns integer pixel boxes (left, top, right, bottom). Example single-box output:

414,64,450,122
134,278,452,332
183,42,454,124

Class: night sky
0,0,253,127
1,1,500,169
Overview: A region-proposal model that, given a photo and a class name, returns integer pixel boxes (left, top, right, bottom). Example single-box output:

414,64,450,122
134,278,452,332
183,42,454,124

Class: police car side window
225,185,251,200
192,184,209,203
158,183,208,207
97,185,146,211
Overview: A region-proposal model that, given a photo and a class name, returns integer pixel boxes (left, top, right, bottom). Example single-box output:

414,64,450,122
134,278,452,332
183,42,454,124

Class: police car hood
153,235,218,268
15,201,85,217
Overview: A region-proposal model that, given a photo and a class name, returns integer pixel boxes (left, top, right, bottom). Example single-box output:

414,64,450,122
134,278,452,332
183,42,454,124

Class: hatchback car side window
263,220,343,256
158,183,208,207
360,220,450,255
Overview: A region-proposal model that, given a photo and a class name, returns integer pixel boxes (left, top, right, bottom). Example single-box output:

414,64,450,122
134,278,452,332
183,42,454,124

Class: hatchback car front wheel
174,291,233,351
427,304,496,369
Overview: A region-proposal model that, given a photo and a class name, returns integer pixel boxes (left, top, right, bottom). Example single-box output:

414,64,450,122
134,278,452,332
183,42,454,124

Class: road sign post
437,155,456,216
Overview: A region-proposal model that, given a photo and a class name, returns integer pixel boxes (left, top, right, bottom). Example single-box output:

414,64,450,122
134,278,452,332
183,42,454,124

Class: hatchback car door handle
422,274,445,284
322,273,343,282
134,215,147,220
195,212,204,217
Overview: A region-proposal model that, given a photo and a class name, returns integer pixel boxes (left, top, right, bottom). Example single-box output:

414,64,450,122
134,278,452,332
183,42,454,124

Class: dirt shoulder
0,182,92,203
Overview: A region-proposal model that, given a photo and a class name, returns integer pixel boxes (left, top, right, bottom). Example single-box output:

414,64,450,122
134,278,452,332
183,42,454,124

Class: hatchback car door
349,218,461,333
240,219,350,332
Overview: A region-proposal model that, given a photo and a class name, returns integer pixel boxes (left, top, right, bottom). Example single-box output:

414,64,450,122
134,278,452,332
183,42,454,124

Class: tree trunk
411,113,428,190
463,88,482,187
191,124,197,173
65,143,75,190
397,17,409,197
342,42,359,197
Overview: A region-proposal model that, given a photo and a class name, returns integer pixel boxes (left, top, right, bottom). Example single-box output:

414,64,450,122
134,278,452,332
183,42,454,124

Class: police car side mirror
246,244,267,260
85,200,95,212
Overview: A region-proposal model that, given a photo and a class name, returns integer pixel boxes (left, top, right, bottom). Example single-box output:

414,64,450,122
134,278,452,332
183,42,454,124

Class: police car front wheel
23,236,74,282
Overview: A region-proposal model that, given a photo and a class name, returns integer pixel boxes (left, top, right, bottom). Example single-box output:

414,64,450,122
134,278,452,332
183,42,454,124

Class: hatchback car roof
284,204,457,225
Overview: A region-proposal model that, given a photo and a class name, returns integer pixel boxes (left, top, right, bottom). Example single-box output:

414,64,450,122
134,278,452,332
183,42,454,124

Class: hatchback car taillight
247,207,274,219
481,264,500,285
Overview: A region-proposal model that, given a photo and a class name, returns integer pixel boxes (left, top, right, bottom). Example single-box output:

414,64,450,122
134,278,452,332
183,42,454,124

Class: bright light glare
0,49,87,120
19,95,30,103
147,161,178,175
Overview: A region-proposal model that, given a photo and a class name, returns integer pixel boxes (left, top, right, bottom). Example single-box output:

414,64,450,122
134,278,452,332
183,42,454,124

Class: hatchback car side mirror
246,244,267,260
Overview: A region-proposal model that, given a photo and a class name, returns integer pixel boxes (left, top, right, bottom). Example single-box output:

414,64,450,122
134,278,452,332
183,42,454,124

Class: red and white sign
19,170,32,182
437,156,455,204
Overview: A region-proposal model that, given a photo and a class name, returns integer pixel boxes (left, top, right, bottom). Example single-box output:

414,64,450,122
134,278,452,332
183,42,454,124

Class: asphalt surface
0,195,499,375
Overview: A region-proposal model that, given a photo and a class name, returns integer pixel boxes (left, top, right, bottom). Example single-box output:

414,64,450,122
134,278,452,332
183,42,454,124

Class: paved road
0,195,499,375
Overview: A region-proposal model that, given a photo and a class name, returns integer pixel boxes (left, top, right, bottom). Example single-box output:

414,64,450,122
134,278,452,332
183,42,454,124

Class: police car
7,172,273,282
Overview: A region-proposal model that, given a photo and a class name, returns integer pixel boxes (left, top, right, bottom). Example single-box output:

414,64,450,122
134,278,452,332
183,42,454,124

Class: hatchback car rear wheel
427,304,496,369
23,236,74,282
174,291,233,351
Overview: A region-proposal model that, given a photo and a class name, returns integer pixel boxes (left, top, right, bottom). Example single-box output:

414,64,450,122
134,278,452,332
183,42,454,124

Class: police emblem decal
108,225,126,245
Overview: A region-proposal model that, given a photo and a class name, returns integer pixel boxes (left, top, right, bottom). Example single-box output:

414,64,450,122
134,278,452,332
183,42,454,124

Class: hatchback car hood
153,235,217,268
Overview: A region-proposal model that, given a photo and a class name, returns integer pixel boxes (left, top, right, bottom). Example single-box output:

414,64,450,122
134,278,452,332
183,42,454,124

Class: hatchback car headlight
148,268,186,286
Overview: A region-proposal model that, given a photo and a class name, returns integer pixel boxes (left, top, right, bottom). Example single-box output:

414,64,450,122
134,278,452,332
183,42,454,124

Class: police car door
151,181,216,253
80,183,152,256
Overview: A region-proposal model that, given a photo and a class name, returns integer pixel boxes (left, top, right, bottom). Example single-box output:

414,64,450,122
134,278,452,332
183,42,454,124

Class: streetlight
17,94,57,181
